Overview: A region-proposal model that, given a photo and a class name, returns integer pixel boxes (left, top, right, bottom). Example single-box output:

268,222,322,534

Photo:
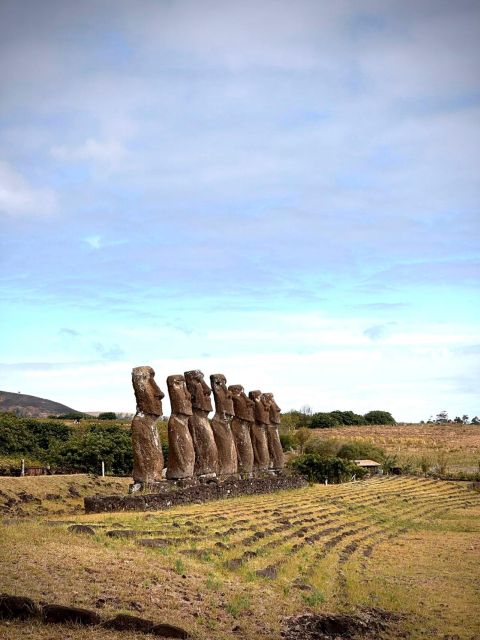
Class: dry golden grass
1,476,479,639
310,423,480,472
0,474,131,517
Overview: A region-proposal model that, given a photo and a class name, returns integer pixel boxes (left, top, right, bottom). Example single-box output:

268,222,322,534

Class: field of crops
1,475,479,639
310,423,480,472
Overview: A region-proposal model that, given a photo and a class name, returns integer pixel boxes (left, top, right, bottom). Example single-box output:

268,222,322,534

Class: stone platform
84,473,308,514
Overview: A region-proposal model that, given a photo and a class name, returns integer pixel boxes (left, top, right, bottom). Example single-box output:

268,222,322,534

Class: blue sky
0,0,479,420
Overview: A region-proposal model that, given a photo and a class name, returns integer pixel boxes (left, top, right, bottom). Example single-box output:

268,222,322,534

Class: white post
101,461,105,477
20,459,25,477
324,478,328,485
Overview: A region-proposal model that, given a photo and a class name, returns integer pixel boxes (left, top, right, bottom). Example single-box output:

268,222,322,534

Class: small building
354,459,383,475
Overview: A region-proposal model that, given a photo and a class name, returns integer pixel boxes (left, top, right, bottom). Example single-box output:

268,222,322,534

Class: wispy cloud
1,0,478,419
84,236,102,250
363,322,397,341
0,160,58,217
92,342,125,361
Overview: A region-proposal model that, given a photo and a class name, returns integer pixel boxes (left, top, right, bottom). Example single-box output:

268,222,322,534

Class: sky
0,0,479,421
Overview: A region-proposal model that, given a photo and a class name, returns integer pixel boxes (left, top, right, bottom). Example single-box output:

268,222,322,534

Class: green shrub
49,422,132,475
289,454,367,483
55,413,88,420
0,413,33,454
98,412,117,420
310,413,340,429
304,437,340,457
337,441,385,462
280,433,294,451
330,410,367,425
363,410,396,424
0,413,72,458
23,418,72,450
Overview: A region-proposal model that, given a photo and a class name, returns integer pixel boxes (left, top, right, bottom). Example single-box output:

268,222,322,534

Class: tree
330,410,366,425
310,412,339,429
472,416,480,425
337,441,385,462
436,411,449,424
0,413,33,454
454,416,463,424
363,410,395,425
293,427,312,454
462,415,469,424
289,454,367,484
280,411,308,432
0,413,72,459
49,422,132,474
98,412,117,420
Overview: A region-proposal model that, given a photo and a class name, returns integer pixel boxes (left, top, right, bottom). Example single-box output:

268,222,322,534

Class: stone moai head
229,384,255,422
265,393,281,425
167,374,193,416
184,369,213,413
210,373,234,417
132,366,164,416
249,390,270,424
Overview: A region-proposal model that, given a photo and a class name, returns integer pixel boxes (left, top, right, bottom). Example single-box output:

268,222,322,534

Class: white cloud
1,342,477,422
84,235,102,250
52,138,126,167
0,160,58,217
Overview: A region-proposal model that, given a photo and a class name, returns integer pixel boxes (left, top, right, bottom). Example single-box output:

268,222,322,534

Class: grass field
1,475,479,639
310,423,480,473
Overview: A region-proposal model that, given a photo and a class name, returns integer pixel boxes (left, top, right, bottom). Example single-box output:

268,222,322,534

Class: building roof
354,459,382,467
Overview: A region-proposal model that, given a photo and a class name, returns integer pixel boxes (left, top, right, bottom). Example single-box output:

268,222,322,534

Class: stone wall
84,473,308,514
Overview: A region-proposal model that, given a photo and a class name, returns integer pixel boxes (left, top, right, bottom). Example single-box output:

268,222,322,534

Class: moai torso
166,375,195,480
229,384,254,474
184,370,218,477
131,366,165,484
264,393,285,470
210,374,238,476
249,390,270,472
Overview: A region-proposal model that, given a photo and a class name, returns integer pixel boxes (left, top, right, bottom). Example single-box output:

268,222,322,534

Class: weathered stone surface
166,375,195,480
0,594,39,620
210,374,237,476
84,474,308,513
67,524,96,535
249,391,270,471
152,622,190,638
264,392,285,470
256,565,277,579
105,529,138,538
103,613,155,632
42,604,101,625
132,365,164,416
131,366,165,484
184,370,218,476
229,385,254,474
282,608,400,640
136,538,169,547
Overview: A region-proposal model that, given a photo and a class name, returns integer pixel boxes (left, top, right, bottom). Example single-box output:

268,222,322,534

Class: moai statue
184,370,218,477
249,390,271,472
264,392,285,471
228,384,255,475
166,374,195,480
210,374,238,476
131,366,165,488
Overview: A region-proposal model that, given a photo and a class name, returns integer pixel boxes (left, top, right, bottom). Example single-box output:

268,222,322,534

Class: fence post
20,459,25,477
101,461,105,477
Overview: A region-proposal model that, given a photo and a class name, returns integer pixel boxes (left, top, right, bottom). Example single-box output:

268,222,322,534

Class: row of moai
130,366,284,488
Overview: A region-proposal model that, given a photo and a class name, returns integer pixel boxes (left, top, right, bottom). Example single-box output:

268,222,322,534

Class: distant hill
0,390,81,418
